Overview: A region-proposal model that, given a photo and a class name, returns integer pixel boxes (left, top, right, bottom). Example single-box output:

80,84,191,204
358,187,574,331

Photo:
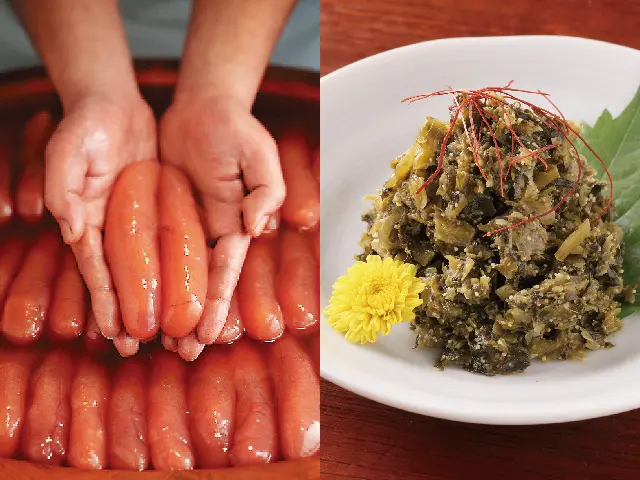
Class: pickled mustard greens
358,88,639,375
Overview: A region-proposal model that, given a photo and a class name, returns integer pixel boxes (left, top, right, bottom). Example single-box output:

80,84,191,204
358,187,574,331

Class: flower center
363,278,397,314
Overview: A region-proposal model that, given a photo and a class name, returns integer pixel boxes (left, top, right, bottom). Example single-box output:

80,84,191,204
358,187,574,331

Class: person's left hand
160,94,286,351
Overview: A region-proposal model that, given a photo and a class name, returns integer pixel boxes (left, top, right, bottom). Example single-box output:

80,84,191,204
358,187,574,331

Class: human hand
45,93,157,347
160,94,286,346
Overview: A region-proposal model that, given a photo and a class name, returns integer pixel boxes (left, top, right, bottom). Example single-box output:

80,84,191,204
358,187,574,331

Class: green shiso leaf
577,85,640,318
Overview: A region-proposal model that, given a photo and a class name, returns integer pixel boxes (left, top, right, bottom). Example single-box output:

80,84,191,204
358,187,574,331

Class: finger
112,330,140,358
202,191,244,240
197,199,246,243
161,333,178,352
177,332,205,362
197,233,250,345
213,291,244,345
72,226,121,339
240,125,285,237
45,118,89,244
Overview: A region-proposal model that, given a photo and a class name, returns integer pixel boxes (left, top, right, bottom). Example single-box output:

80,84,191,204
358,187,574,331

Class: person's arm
10,0,139,110
175,0,296,109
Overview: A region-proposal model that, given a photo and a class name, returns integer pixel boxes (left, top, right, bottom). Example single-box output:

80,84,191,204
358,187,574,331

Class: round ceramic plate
320,35,640,425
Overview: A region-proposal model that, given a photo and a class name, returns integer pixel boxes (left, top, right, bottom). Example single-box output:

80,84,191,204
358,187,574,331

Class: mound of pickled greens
358,95,634,375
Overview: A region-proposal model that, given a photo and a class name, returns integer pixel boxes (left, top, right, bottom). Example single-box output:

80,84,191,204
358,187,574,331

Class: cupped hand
160,95,285,346
45,94,157,342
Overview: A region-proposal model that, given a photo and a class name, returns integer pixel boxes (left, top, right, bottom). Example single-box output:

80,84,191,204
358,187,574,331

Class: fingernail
253,215,270,237
59,220,73,243
86,327,99,340
265,214,278,232
198,299,230,344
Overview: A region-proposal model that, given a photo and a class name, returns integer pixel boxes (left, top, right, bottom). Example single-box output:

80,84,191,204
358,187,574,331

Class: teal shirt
0,0,319,72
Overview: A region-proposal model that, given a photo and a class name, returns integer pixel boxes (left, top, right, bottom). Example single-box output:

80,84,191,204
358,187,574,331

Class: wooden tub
0,62,320,480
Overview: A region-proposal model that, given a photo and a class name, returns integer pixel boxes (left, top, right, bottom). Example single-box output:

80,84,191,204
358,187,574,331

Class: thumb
44,126,88,244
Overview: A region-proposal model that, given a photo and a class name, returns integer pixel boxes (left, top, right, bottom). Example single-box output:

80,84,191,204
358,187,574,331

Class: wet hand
160,94,285,345
45,94,157,341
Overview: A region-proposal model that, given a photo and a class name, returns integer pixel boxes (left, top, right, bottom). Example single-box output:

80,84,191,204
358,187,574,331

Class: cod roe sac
238,237,284,342
48,247,86,341
68,356,110,469
105,160,162,340
0,348,38,458
2,230,61,345
21,349,74,465
279,130,320,230
148,351,194,470
276,228,320,332
229,341,278,466
158,165,208,339
108,356,149,470
17,111,54,223
267,334,320,460
0,125,14,225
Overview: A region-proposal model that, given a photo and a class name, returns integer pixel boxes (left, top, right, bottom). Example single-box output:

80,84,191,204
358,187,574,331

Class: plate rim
321,34,640,82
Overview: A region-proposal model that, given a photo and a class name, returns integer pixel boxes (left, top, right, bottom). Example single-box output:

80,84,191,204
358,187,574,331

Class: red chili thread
504,144,556,180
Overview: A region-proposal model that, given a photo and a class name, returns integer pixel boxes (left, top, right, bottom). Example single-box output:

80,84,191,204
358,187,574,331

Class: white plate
320,35,640,425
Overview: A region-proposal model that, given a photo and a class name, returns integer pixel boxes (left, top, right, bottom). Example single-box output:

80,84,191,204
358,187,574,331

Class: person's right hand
45,93,157,345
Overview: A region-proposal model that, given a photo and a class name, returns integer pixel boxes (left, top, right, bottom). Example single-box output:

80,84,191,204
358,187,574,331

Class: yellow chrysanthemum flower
324,255,426,344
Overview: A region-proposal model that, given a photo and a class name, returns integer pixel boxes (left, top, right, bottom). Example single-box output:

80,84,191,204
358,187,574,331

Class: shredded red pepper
402,81,613,237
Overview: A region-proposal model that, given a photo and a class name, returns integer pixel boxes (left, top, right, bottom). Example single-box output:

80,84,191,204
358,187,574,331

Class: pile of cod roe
0,109,320,470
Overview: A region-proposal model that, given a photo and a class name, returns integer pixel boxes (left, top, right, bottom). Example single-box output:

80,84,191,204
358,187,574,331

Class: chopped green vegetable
555,219,591,262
